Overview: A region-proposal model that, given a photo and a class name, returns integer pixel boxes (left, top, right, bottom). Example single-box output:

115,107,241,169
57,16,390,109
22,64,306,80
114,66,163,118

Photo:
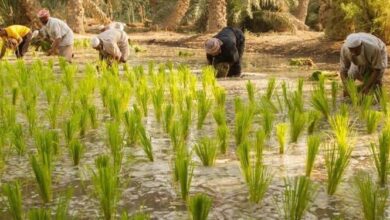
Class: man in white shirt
37,9,74,62
90,28,129,65
340,32,388,95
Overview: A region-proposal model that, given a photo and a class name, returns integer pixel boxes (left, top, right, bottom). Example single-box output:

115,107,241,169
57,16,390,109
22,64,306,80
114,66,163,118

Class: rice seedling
305,135,321,177
89,105,98,129
246,80,256,104
2,181,23,220
180,107,192,139
378,87,389,115
364,110,382,134
34,129,58,167
360,95,374,118
151,86,164,123
79,109,89,136
254,130,266,164
30,155,52,203
107,95,121,122
69,139,85,166
135,78,149,117
170,120,183,150
106,121,124,171
261,108,275,138
138,124,154,162
213,86,226,108
121,211,151,220
265,78,276,100
175,145,194,201
61,63,77,94
194,137,218,166
217,124,229,154
163,104,174,133
282,81,292,110
12,87,18,105
288,109,306,143
27,208,50,220
92,155,120,220
234,96,243,114
197,90,212,130
237,141,251,182
247,163,273,204
201,66,216,91
276,123,288,154
345,79,360,107
311,86,330,118
353,171,389,220
23,99,37,135
370,127,390,187
123,110,140,146
63,115,79,146
328,114,350,150
307,110,322,135
11,124,26,155
213,106,227,126
278,176,317,220
235,104,255,146
55,189,73,220
188,193,213,220
331,80,338,109
325,143,352,195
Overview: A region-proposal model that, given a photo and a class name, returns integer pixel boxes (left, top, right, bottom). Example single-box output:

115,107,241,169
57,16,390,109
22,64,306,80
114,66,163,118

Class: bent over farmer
340,32,388,95
205,27,245,77
37,9,74,62
0,25,33,59
90,28,129,64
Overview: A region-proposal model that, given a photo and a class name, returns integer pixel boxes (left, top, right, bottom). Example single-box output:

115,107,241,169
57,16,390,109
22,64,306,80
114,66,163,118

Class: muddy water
1,45,389,220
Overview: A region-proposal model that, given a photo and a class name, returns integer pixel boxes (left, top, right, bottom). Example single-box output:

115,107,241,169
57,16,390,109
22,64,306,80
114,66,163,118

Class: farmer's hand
6,38,18,49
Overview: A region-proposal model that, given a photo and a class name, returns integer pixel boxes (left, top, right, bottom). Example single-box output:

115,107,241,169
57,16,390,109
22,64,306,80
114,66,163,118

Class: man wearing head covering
0,25,33,59
340,32,388,95
205,27,245,77
90,28,129,65
37,8,74,62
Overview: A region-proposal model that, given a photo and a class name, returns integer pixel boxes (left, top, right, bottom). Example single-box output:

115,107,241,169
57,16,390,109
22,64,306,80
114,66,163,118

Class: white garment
41,17,74,47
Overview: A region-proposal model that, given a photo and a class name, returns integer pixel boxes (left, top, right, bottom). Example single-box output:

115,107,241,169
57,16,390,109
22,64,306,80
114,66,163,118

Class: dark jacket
207,27,245,77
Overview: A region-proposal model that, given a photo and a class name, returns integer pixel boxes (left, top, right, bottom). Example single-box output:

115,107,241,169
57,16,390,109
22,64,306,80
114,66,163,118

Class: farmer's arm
361,69,382,94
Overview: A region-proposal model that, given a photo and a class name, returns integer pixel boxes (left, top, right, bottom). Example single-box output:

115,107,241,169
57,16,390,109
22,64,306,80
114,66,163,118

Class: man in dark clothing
205,27,245,77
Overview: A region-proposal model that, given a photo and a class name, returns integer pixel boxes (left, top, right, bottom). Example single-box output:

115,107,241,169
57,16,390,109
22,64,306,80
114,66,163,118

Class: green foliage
255,130,266,163
2,181,23,220
27,208,51,220
194,137,218,167
247,163,273,204
306,135,321,177
307,110,322,135
288,109,306,143
197,90,212,130
261,107,275,137
11,124,26,156
329,114,350,150
30,155,52,203
175,145,194,201
370,126,390,187
235,100,255,146
364,110,382,134
138,124,154,162
188,193,213,220
246,80,256,104
311,78,330,118
106,121,124,171
276,123,288,154
354,171,389,220
217,124,230,154
69,139,85,166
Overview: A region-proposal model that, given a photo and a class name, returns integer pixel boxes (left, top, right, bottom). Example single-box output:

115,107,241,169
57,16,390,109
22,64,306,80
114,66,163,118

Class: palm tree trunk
20,0,42,28
293,0,310,22
83,0,111,24
207,0,227,33
161,0,190,30
67,0,85,33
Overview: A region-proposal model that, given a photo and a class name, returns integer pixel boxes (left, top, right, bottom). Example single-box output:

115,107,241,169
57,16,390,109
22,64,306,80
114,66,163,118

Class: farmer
0,25,33,59
340,32,388,95
205,27,245,77
37,9,74,62
90,28,129,64
99,21,126,32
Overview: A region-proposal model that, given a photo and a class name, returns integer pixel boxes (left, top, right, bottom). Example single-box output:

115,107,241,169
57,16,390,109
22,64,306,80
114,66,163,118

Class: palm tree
83,0,111,24
20,0,43,28
293,0,310,22
161,0,190,30
207,0,227,32
67,0,85,33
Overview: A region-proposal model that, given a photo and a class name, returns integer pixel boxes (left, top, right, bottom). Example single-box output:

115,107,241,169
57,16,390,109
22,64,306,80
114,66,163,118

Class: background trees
0,0,389,43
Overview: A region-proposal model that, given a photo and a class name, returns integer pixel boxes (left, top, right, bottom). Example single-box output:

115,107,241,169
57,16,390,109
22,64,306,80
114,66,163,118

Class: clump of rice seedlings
92,155,120,220
69,139,85,166
197,90,212,130
237,141,251,182
11,124,26,155
217,124,229,154
88,105,98,129
123,110,140,146
194,137,218,166
61,63,77,93
180,107,192,140
331,80,338,109
278,176,317,220
151,86,164,123
163,104,174,133
360,95,374,118
370,126,390,187
353,171,388,220
107,95,121,122
255,130,266,163
30,155,52,203
135,78,149,117
276,123,288,154
281,81,292,110
63,115,79,146
121,211,150,220
170,120,183,150
23,99,37,135
378,87,389,115
328,113,350,149
12,87,18,105
201,66,216,91
34,129,58,167
175,145,194,201
27,208,50,220
364,110,382,134
213,107,227,126
307,110,322,134
325,143,352,195
2,181,23,220
261,108,275,138
138,124,154,162
288,109,306,143
311,86,330,118
78,109,89,136
247,163,273,203
188,193,213,220
265,78,276,100
345,79,360,107
246,80,256,104
235,103,255,146
55,189,73,220
106,121,124,171
305,135,321,177
213,86,226,108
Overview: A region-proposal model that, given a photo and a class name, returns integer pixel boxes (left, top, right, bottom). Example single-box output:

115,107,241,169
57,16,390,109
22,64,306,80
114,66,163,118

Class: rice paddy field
1,41,390,220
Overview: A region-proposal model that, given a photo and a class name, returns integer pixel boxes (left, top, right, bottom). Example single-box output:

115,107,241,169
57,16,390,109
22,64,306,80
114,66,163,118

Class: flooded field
0,44,390,220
